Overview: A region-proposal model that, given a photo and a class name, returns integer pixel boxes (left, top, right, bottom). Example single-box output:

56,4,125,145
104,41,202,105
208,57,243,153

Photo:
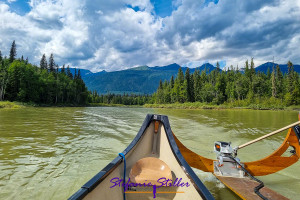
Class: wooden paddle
238,121,300,149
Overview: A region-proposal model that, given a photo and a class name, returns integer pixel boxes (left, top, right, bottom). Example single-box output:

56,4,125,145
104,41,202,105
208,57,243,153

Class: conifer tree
0,50,2,62
216,61,220,71
49,54,55,72
25,57,28,64
184,68,192,102
275,65,283,98
170,76,174,88
250,58,255,79
266,67,271,79
159,80,163,90
61,64,65,74
67,65,73,79
193,69,201,101
271,67,277,97
77,69,81,80
245,60,250,79
287,61,294,93
177,67,184,85
40,54,48,70
9,40,16,62
74,68,77,79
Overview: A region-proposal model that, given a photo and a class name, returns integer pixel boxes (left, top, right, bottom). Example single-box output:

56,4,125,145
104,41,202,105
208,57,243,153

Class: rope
229,156,268,200
119,153,126,200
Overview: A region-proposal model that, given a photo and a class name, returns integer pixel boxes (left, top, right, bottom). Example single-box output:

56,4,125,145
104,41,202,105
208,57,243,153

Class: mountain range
72,62,299,94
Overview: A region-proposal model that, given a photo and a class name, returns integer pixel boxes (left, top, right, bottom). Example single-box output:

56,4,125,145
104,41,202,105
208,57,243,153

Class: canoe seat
129,157,172,185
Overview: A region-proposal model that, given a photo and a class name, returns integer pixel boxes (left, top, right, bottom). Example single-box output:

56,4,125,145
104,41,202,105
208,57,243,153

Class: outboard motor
214,141,243,177
214,141,235,166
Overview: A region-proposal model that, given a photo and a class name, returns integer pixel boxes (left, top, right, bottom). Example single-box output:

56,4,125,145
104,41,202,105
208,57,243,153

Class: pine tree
250,58,255,80
244,60,250,79
25,57,28,64
61,64,65,74
193,69,201,101
159,80,163,90
184,68,192,102
216,61,220,71
9,40,16,62
40,54,48,70
275,65,283,98
266,67,271,79
21,55,24,61
271,67,277,97
74,68,77,79
77,69,81,80
287,61,294,93
67,65,73,79
177,67,184,85
49,54,55,72
170,76,174,88
0,50,2,62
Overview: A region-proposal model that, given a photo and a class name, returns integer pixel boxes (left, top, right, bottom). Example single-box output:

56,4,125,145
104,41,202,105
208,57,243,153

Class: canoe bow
173,125,300,176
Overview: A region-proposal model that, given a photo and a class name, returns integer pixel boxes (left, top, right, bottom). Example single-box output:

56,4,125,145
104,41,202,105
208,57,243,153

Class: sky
0,0,300,72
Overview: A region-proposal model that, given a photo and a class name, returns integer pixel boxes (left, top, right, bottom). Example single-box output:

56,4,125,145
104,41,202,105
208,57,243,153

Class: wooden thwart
216,176,289,200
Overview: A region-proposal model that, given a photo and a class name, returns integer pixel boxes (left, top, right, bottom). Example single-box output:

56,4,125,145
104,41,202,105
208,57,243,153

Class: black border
68,114,214,200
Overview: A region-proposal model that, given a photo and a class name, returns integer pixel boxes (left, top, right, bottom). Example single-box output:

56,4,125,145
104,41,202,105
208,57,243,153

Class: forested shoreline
1,41,299,109
89,59,300,109
0,41,88,105
152,59,300,108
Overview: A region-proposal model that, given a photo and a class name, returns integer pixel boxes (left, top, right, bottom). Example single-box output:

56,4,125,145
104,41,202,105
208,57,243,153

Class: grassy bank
0,101,23,109
144,100,300,110
88,103,142,108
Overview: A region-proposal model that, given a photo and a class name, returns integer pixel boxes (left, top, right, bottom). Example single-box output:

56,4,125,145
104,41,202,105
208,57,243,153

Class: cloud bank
0,0,299,72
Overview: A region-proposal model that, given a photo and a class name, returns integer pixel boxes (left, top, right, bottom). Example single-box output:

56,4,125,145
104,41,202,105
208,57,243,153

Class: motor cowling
214,141,233,155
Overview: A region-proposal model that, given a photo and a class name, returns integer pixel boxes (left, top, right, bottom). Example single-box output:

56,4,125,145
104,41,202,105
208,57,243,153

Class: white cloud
7,0,17,3
0,0,300,72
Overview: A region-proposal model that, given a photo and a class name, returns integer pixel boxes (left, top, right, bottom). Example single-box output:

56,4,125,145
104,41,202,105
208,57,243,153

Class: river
0,107,299,199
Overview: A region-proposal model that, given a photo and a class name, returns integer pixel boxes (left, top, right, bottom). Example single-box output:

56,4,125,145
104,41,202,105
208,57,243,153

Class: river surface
0,107,299,200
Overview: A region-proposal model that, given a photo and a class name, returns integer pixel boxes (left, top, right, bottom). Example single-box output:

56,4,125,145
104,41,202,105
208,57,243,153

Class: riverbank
144,101,300,111
0,101,23,109
2,101,299,111
88,103,143,108
0,101,141,109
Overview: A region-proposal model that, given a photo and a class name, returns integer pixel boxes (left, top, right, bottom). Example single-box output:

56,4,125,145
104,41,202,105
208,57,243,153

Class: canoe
69,114,214,200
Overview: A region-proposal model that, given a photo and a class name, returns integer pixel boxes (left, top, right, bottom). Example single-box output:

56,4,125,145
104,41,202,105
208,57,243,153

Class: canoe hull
69,114,214,200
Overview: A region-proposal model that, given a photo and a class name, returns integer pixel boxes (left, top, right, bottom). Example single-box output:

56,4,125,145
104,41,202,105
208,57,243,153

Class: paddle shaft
238,121,300,149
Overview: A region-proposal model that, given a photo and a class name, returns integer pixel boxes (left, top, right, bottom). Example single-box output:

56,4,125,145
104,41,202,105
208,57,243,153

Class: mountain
196,63,220,73
80,63,218,94
64,61,299,94
59,68,94,78
255,62,300,74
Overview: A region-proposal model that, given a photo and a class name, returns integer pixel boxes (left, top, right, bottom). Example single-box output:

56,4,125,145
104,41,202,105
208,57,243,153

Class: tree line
0,41,89,105
1,41,299,107
153,59,300,106
89,91,152,105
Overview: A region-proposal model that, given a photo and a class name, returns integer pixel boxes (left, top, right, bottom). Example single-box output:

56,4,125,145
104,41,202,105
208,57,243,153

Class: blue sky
0,0,299,72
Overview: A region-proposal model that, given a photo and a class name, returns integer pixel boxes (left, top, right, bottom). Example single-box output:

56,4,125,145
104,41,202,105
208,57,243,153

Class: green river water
0,107,299,200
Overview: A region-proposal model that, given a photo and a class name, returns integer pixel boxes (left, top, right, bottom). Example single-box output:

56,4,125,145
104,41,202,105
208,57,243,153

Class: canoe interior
69,114,214,200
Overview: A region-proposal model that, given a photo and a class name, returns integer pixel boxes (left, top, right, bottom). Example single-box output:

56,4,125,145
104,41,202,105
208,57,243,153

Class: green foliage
40,54,48,70
9,41,16,63
0,54,89,105
0,101,22,109
152,59,300,108
89,92,152,106
49,53,55,73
